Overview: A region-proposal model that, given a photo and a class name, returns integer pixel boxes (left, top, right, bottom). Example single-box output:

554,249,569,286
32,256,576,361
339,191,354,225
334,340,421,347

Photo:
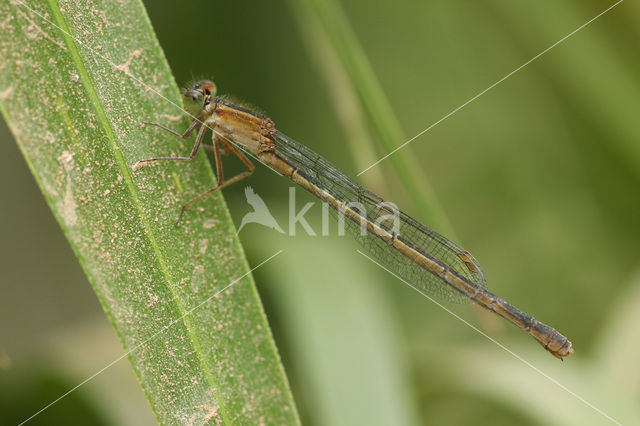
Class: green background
1,0,638,424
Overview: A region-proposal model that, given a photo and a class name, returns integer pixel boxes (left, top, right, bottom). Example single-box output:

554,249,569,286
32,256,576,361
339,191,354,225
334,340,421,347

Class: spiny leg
143,119,225,156
176,135,255,224
219,136,255,172
144,119,199,139
203,142,230,155
211,135,224,184
133,121,207,171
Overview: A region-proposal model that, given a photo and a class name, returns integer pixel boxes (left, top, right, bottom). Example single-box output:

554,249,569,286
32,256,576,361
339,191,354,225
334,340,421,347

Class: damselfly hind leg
176,136,255,224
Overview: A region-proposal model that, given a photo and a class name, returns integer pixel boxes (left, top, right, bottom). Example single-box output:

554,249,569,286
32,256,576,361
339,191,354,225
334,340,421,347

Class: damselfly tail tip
565,343,574,358
549,337,573,360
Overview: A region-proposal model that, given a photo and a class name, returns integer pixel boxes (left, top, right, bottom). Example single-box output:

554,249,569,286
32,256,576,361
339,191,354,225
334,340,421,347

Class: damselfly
134,80,573,359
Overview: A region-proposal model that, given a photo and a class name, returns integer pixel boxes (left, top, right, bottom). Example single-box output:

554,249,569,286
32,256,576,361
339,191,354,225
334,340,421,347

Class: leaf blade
0,1,299,424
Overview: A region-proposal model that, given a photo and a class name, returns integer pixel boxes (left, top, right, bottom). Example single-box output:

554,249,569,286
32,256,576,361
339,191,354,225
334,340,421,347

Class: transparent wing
274,131,487,303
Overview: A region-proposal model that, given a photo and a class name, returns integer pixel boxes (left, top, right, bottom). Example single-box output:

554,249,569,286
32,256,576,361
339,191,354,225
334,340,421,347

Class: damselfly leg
133,119,255,224
176,134,254,223
132,120,206,169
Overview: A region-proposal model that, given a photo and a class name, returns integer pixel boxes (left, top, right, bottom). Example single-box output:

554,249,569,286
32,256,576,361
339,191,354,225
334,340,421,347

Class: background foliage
1,0,638,424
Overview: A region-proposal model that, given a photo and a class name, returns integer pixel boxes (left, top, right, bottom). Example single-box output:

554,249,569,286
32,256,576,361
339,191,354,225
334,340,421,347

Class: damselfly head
182,80,216,116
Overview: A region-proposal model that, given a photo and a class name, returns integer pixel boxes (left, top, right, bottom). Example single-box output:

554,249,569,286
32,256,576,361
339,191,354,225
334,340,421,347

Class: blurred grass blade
283,0,388,195
595,270,640,393
0,1,299,424
257,237,421,426
288,0,456,237
440,268,640,426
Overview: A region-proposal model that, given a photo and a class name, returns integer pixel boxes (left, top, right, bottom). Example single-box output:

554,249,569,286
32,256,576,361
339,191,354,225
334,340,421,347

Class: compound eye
183,88,206,115
199,81,216,97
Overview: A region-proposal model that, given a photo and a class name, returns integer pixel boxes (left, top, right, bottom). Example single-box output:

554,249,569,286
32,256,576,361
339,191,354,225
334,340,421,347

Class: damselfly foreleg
132,119,206,170
133,119,256,223
143,119,199,139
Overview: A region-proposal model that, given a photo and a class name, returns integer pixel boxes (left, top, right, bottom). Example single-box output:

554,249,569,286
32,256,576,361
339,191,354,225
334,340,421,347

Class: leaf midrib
47,0,232,422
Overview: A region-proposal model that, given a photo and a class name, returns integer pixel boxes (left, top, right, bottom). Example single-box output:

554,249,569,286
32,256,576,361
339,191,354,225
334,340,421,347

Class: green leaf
0,1,299,424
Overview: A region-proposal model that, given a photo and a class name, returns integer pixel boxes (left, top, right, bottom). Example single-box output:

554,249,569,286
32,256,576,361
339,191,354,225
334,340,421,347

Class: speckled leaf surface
0,1,299,424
